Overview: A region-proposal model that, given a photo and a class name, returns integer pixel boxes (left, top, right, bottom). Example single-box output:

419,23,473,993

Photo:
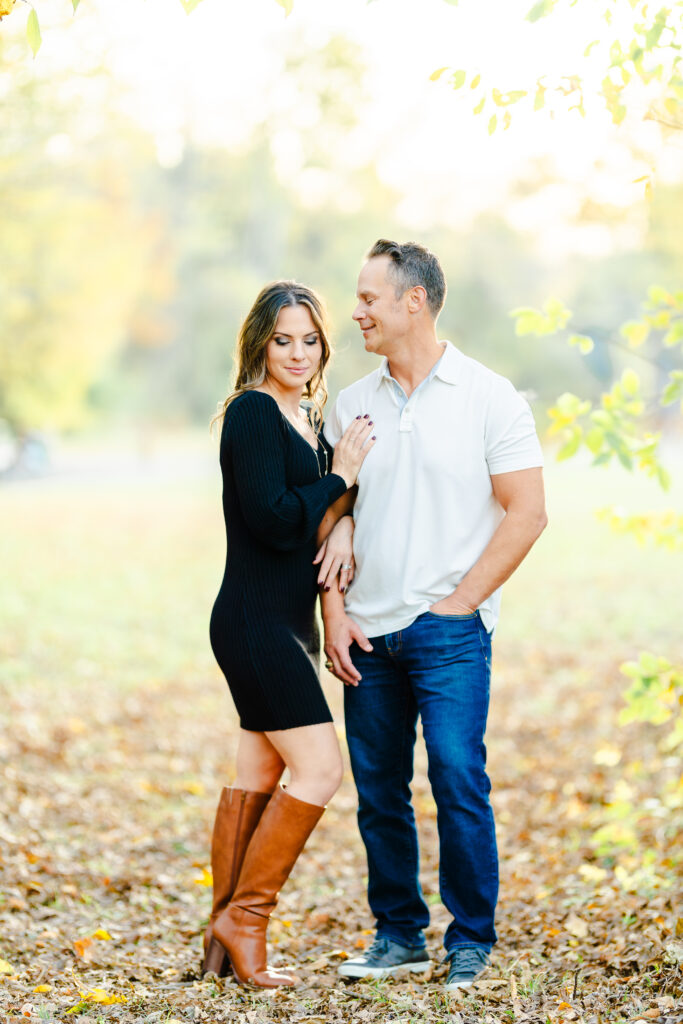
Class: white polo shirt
323,341,544,636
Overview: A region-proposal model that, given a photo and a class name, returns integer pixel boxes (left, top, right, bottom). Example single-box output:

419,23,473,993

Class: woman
203,281,375,988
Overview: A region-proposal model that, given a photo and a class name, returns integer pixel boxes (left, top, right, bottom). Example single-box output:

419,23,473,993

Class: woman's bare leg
265,722,343,806
233,729,285,793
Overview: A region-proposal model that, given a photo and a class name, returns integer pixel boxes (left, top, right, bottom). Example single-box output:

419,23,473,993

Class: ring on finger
341,563,352,570
324,659,334,670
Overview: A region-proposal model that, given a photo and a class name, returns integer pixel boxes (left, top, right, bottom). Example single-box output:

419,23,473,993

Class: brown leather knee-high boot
209,786,324,988
201,787,271,976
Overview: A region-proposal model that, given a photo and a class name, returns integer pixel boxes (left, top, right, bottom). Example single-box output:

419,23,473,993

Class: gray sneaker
444,946,490,990
338,935,431,979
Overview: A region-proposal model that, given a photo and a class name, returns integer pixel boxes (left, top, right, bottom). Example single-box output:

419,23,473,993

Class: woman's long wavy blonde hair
211,281,332,435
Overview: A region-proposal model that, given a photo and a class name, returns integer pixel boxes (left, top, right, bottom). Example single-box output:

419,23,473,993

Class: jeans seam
476,616,491,671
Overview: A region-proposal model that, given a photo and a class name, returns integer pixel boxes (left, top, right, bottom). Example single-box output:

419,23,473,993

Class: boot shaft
229,786,324,913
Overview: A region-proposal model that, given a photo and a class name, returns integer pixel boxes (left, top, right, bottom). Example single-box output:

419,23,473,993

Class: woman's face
265,303,323,395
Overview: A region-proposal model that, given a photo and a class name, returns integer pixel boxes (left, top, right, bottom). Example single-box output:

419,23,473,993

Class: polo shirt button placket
400,402,415,433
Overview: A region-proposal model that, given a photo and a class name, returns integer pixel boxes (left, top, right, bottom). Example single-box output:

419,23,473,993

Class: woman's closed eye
273,334,320,346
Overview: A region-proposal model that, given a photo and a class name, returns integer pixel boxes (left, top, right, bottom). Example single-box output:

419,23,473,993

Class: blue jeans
344,610,497,954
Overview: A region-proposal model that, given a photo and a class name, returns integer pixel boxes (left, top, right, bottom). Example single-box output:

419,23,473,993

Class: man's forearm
450,506,547,612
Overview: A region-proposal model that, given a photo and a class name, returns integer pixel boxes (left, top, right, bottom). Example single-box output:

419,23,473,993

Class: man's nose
352,303,363,322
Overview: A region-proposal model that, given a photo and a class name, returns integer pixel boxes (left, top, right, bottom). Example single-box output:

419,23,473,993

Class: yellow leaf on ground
33,985,52,993
80,988,127,1004
579,864,608,883
565,913,589,938
92,928,112,940
593,745,621,766
193,867,212,887
180,779,204,795
0,959,14,974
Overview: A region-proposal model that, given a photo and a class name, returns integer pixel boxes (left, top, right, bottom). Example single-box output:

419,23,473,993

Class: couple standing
203,240,547,991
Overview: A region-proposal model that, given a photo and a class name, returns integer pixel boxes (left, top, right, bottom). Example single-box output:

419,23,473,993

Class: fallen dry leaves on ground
1,473,681,1023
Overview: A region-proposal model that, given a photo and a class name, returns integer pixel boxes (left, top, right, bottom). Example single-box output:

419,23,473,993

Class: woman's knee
290,751,343,802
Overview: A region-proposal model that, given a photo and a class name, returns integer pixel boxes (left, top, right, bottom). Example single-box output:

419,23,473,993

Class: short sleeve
485,379,544,476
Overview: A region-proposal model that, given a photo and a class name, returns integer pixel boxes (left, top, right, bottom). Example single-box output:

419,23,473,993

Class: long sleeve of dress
224,392,347,552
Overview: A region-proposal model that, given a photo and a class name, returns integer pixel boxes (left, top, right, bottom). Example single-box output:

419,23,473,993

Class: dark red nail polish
355,415,361,420
324,585,330,592
368,421,373,426
363,414,369,419
371,435,376,440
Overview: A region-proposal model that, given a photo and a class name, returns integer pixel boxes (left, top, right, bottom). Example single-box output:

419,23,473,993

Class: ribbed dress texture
210,390,347,731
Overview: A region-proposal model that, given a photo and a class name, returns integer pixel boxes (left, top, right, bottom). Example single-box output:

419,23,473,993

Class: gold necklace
275,399,327,479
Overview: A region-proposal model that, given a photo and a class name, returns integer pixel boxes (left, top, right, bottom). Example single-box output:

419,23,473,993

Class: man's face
352,255,410,355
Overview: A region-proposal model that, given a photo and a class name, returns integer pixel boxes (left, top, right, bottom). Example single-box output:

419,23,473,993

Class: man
322,239,547,991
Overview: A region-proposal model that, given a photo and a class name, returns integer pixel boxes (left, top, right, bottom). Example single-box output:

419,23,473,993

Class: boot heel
202,937,231,977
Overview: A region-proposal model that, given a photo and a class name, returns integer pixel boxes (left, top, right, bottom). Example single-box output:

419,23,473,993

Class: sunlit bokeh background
2,0,682,463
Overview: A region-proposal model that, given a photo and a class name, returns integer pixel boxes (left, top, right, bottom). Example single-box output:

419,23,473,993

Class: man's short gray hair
367,238,446,319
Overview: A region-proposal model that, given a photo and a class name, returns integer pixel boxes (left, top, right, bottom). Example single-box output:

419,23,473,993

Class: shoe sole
445,979,475,991
338,960,431,979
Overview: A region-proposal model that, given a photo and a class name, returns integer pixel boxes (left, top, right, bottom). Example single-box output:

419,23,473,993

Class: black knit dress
210,390,347,731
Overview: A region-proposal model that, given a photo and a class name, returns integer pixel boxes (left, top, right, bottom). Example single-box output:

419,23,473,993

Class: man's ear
406,286,427,314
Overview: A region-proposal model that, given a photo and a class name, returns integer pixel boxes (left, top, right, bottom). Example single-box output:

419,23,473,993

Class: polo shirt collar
376,340,460,389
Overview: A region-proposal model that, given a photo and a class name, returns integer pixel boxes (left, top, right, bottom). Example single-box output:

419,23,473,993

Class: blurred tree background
2,0,682,457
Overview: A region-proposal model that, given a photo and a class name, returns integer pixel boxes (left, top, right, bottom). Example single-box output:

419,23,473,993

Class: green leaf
657,466,672,491
661,370,683,408
614,104,627,124
621,368,640,396
488,114,497,135
620,320,650,347
584,40,600,57
26,8,41,57
645,13,666,50
534,84,546,110
178,0,206,11
663,320,683,348
452,70,466,90
473,96,486,115
585,427,604,455
568,333,595,354
72,0,81,11
492,88,527,107
510,299,571,336
557,427,582,461
526,0,556,22
555,392,591,417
